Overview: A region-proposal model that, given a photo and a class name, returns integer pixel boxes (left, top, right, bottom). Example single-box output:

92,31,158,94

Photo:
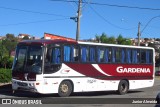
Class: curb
0,83,11,86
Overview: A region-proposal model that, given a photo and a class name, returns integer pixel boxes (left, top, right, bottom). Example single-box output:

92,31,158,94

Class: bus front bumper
12,79,42,93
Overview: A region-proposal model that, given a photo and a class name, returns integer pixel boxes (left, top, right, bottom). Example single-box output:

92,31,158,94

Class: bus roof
78,41,155,50
18,39,77,45
18,39,154,50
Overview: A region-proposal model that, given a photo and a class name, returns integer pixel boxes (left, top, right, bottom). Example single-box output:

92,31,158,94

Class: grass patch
0,68,11,83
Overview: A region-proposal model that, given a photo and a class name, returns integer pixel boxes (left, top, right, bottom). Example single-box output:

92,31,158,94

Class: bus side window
46,48,61,64
115,48,121,63
80,46,89,62
64,45,79,62
46,48,52,63
64,46,71,62
97,47,110,63
140,50,146,64
44,47,61,74
121,48,125,63
104,48,110,63
112,48,116,63
89,47,96,62
126,49,132,64
71,46,79,62
132,49,139,64
97,48,105,63
146,50,153,64
52,48,61,64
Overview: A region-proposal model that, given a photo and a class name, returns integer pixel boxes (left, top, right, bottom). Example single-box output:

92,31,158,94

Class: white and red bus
12,39,155,97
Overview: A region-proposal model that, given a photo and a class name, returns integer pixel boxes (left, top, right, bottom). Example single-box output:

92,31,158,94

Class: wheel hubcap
61,84,68,93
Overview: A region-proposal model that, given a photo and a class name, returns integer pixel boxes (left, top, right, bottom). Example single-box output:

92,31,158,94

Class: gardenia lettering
116,66,150,73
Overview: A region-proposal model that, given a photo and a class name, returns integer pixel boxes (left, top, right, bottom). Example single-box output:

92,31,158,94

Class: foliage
117,35,132,45
117,35,124,44
95,33,131,45
7,57,14,68
95,34,100,43
23,36,30,40
108,36,116,44
156,38,160,41
0,68,12,83
0,56,14,69
100,33,108,43
1,56,9,69
0,41,8,61
144,38,149,41
0,33,17,68
2,34,18,57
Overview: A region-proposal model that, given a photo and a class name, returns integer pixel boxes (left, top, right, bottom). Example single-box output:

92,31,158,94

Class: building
0,36,2,40
0,36,6,41
18,34,31,39
44,33,75,41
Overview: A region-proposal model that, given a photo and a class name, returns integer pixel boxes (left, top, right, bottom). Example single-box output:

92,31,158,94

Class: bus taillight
35,83,40,85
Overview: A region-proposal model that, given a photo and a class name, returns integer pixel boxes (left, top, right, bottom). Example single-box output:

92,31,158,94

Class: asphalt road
0,78,160,107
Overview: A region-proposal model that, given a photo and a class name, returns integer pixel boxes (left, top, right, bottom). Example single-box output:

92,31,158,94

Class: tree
95,34,101,43
23,36,30,40
3,34,18,57
107,36,116,44
117,34,132,45
0,40,8,66
123,39,132,45
117,35,124,44
1,56,9,69
95,33,131,45
100,33,108,43
6,33,15,41
0,41,4,61
156,38,160,41
148,43,158,51
148,43,160,67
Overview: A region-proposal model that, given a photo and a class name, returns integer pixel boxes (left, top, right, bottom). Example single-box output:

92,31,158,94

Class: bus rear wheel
58,81,73,97
118,80,129,95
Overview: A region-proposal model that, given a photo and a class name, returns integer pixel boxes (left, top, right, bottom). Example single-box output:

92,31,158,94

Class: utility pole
137,22,141,46
76,0,82,41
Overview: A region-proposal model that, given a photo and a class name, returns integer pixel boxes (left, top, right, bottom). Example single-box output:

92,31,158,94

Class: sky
0,0,160,40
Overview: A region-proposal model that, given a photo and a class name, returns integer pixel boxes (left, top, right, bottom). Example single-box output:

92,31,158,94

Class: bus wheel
118,80,129,95
58,81,73,97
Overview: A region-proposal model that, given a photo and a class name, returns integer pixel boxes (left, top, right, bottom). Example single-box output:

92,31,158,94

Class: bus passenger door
43,46,62,93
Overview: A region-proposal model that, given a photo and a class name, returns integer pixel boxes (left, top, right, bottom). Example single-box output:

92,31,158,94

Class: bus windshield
12,45,43,74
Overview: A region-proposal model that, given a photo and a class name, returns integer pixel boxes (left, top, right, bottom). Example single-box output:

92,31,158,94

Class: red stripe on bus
65,63,154,80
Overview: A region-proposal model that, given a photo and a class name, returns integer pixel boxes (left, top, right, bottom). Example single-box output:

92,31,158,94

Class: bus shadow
0,84,143,98
0,84,12,93
0,84,58,98
72,90,143,97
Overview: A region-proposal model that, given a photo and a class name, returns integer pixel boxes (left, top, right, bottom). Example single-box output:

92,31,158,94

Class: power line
88,2,160,11
0,18,70,27
81,0,91,11
141,15,160,34
87,2,137,30
53,0,137,30
52,0,137,30
0,6,70,17
50,0,160,11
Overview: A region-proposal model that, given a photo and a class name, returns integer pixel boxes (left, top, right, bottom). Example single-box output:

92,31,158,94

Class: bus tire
118,80,129,95
58,81,73,97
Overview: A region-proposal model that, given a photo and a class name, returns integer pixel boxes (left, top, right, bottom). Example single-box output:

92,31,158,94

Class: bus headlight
29,83,34,87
